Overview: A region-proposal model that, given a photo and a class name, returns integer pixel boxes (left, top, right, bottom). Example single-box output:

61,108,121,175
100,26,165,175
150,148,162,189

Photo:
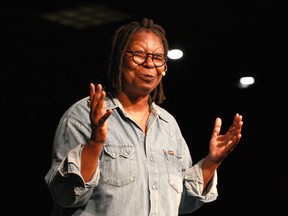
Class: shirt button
150,157,153,161
152,185,158,190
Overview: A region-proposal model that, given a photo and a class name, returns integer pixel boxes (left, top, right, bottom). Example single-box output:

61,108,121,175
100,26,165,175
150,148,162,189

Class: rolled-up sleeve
46,144,101,208
44,99,101,208
178,159,218,214
58,144,100,188
184,159,218,202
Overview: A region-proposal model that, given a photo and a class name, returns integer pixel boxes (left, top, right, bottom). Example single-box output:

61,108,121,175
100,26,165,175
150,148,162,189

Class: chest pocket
102,143,136,187
163,148,183,193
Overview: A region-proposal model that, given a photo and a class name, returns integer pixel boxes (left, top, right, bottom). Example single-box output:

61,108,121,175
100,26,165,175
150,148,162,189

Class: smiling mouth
138,74,156,81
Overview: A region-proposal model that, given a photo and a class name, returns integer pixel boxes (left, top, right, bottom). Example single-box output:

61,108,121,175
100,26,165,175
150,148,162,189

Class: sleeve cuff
184,159,218,202
58,144,100,187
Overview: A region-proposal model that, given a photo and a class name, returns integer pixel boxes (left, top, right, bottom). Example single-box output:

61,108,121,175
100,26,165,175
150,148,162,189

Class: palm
208,114,243,163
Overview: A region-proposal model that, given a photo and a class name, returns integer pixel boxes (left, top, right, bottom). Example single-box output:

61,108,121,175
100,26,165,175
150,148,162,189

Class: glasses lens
152,54,165,67
133,51,146,65
129,51,166,67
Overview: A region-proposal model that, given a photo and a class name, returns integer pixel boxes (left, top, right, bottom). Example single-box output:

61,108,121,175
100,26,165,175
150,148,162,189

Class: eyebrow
128,50,165,55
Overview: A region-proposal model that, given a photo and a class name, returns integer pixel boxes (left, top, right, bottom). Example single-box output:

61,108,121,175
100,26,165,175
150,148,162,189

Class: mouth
138,74,156,82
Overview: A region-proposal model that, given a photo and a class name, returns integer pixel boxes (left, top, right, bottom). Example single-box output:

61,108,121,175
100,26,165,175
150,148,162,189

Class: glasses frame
126,50,167,68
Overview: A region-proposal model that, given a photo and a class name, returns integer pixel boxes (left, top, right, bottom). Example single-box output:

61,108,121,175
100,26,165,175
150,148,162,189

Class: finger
97,109,113,127
94,89,106,111
228,114,242,131
89,83,96,100
228,134,241,151
91,84,103,111
87,83,96,108
234,113,243,127
211,117,222,138
233,114,243,134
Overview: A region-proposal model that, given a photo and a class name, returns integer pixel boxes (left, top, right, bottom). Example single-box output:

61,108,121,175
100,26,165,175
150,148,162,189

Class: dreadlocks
106,18,169,104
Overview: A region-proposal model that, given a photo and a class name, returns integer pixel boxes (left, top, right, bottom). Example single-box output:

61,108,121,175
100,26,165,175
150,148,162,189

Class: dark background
2,0,287,215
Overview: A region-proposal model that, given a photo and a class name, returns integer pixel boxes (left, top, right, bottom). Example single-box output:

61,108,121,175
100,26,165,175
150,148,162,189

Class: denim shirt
45,96,218,216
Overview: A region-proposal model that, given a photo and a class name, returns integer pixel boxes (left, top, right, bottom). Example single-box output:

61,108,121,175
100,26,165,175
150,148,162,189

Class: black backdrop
2,0,287,215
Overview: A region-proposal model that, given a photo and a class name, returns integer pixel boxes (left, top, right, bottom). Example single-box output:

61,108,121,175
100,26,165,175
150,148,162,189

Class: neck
116,92,150,132
117,92,150,112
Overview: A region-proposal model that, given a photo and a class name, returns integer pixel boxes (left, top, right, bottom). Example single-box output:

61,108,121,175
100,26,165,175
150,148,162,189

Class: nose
144,54,154,67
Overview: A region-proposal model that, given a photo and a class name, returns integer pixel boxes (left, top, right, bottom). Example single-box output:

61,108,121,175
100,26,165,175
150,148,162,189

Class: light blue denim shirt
45,96,218,216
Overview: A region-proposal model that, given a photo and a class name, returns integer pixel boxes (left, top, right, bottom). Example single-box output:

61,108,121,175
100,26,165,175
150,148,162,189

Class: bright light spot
239,76,255,88
240,76,255,85
168,49,183,60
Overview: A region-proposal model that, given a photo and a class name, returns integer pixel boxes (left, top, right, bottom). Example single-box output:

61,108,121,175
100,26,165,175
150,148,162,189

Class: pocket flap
104,144,134,159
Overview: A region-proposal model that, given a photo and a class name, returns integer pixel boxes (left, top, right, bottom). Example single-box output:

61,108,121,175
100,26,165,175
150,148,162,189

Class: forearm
202,155,221,189
182,159,218,206
81,140,103,182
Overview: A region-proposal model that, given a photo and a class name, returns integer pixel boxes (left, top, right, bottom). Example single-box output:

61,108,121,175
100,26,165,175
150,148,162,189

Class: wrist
203,155,221,170
84,140,103,157
87,139,104,147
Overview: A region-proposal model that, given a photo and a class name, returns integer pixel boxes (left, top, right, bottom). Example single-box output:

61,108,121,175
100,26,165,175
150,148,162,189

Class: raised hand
208,113,243,164
81,83,112,182
88,83,112,144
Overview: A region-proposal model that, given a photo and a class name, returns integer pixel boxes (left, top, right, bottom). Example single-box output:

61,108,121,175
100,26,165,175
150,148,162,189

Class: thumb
211,117,222,138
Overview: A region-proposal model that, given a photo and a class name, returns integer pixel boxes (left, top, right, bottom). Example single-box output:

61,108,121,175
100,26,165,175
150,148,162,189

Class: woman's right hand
88,83,112,145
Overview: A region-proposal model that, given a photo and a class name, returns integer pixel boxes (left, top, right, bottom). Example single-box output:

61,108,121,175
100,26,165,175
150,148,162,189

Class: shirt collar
105,97,169,122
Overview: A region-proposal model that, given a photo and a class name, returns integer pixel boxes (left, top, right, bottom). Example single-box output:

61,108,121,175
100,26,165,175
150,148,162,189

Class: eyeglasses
126,50,166,68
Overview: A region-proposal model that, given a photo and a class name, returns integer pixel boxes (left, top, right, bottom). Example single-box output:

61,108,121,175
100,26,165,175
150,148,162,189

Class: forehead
129,30,163,47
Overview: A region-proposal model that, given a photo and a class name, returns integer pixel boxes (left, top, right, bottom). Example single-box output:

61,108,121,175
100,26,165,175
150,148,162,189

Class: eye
153,54,165,60
133,50,145,57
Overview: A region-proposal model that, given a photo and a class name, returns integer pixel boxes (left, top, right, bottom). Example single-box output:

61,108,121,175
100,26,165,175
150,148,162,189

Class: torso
125,107,150,133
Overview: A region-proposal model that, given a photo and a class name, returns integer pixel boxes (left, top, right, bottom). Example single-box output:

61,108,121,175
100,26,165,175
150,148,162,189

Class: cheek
122,59,132,72
122,62,138,78
156,69,162,76
156,66,166,76
123,56,137,68
121,66,136,84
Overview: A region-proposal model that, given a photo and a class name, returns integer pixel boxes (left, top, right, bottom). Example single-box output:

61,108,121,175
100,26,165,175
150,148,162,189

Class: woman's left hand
208,113,243,164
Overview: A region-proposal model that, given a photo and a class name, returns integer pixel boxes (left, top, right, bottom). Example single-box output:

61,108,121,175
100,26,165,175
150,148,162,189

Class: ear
162,64,168,76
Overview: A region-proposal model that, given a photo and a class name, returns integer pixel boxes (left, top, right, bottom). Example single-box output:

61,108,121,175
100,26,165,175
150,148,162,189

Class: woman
45,18,243,216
